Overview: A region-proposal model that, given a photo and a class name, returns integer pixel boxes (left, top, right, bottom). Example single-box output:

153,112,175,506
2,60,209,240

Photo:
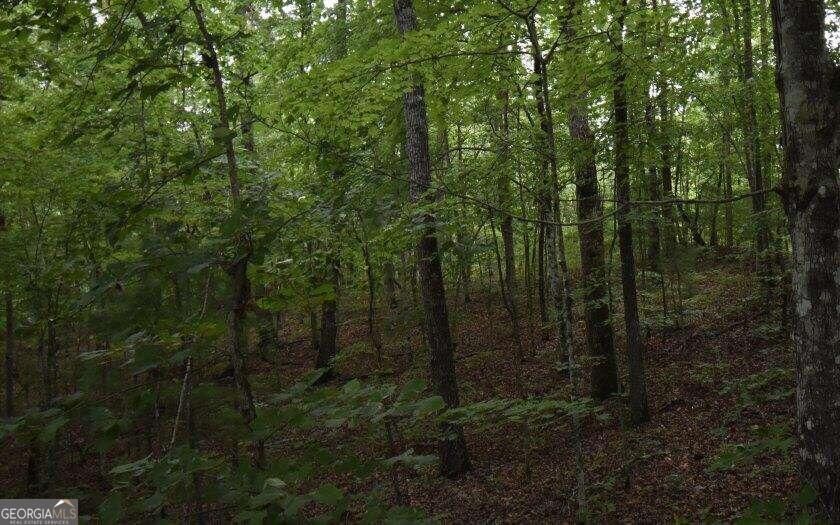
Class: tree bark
1,210,13,418
741,0,770,256
3,290,13,418
394,0,470,479
537,222,548,323
526,19,562,337
658,80,677,256
315,261,340,372
771,0,840,519
710,166,722,247
643,0,661,270
498,89,517,307
315,0,348,374
612,0,649,424
383,260,399,310
719,0,736,248
644,91,662,270
189,0,261,466
565,0,618,402
495,87,525,391
723,109,734,249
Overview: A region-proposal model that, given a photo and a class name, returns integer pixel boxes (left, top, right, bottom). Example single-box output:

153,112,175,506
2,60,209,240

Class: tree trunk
45,321,56,408
526,20,557,336
612,0,649,424
644,91,662,270
676,203,707,246
315,0,348,373
710,166,722,247
315,261,340,372
361,243,383,364
537,222,548,323
720,0,741,251
742,0,769,257
771,1,840,520
658,80,677,256
723,114,734,248
383,260,399,310
495,87,525,389
643,0,661,270
565,0,618,402
498,90,517,306
3,290,13,418
189,0,261,466
394,0,470,479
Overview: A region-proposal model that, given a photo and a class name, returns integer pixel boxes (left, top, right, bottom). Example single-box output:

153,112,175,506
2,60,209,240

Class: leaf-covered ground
0,253,802,523
276,252,801,523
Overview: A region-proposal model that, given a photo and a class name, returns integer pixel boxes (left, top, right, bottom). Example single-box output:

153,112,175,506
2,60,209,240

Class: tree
770,0,840,519
565,0,619,401
612,0,649,424
394,0,470,478
189,0,262,466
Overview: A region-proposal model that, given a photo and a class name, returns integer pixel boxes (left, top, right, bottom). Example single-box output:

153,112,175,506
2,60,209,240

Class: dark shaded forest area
0,0,838,522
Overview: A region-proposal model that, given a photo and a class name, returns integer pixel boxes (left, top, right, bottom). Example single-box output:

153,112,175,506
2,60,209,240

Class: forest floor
271,250,801,524
0,252,801,523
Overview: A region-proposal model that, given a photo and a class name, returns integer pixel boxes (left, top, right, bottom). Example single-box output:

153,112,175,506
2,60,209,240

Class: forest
0,0,838,522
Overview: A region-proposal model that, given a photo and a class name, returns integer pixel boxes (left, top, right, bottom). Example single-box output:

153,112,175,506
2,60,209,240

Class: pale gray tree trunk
771,0,840,519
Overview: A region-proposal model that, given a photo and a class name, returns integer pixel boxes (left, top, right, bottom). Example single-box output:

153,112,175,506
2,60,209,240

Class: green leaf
110,454,154,475
398,378,427,400
794,484,817,507
313,484,343,507
234,509,268,524
415,396,444,417
98,493,123,525
39,416,68,443
143,491,164,511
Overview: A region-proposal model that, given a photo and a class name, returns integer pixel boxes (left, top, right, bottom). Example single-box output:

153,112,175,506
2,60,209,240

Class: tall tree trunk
383,260,399,310
565,0,618,401
723,110,734,249
526,19,561,336
537,223,547,323
1,209,14,418
496,87,525,389
527,16,584,505
45,321,56,408
719,0,736,248
3,290,13,418
239,8,277,360
361,243,383,364
612,0,649,424
498,90,516,306
742,0,769,257
315,261,339,372
643,0,661,270
770,1,840,519
189,0,261,466
644,91,662,270
710,166,722,247
394,0,470,479
315,0,348,374
658,80,677,256
454,126,472,306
